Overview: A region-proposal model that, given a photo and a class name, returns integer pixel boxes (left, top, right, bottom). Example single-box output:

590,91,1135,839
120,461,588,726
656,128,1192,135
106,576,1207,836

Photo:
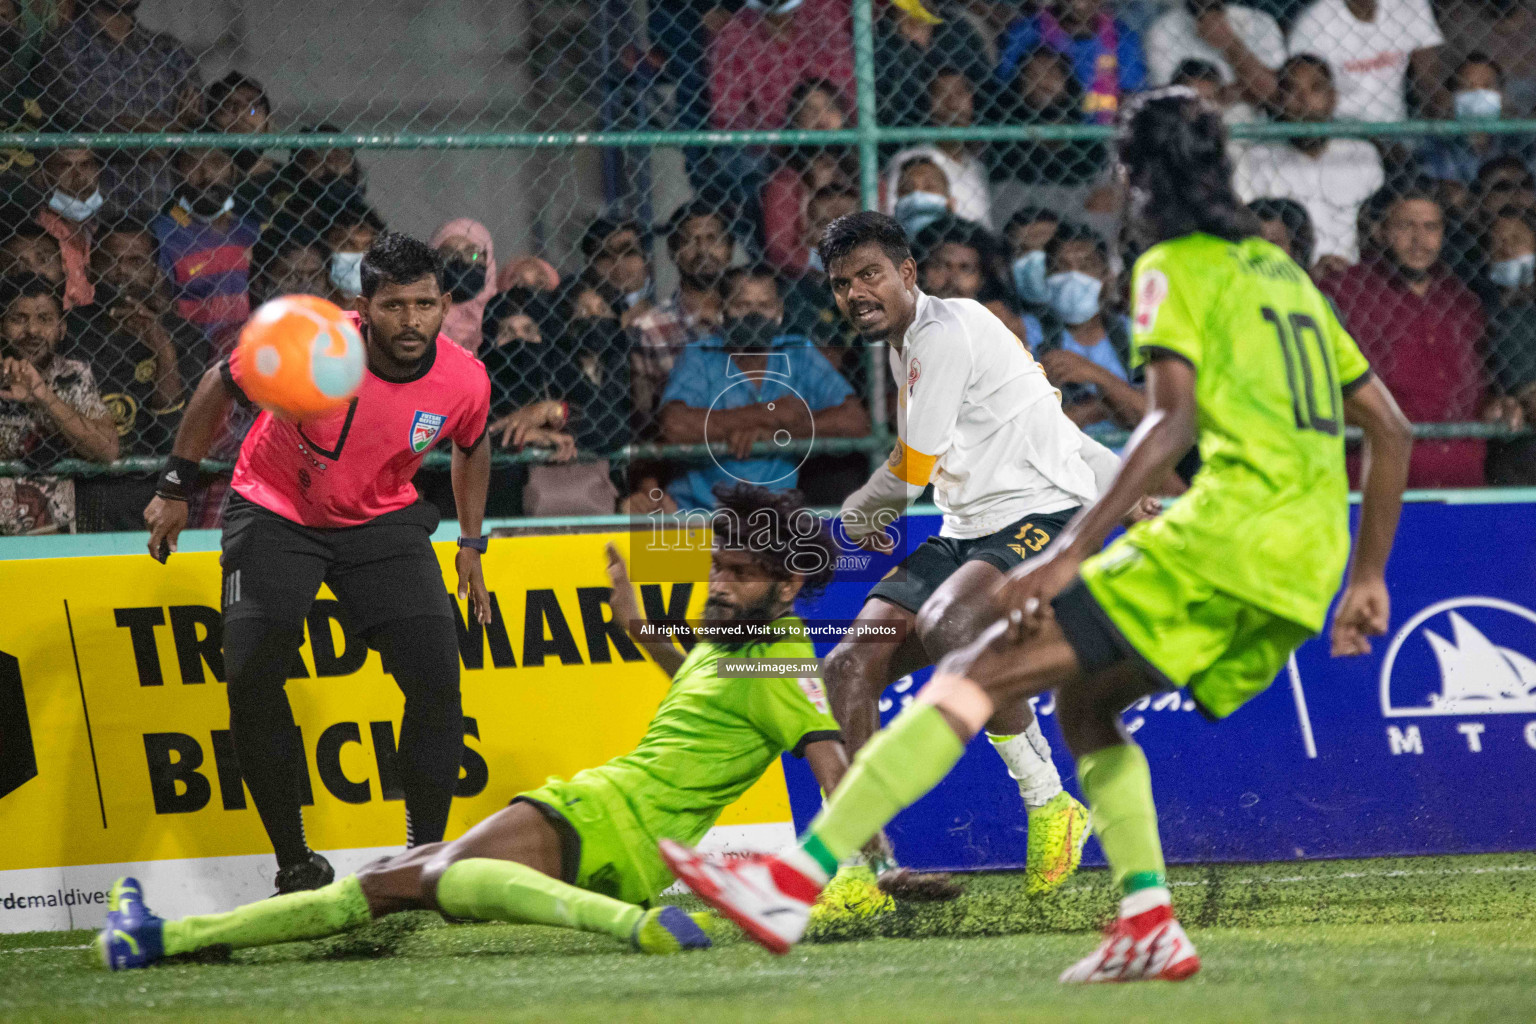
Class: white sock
1119,886,1172,918
987,721,1063,810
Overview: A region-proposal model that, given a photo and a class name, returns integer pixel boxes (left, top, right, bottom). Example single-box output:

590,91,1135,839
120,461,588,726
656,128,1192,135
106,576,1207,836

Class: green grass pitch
3,853,1534,1023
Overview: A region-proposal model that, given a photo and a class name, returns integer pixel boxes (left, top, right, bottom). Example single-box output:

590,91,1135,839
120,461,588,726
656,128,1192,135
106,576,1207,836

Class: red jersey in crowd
225,313,491,527
1322,261,1488,488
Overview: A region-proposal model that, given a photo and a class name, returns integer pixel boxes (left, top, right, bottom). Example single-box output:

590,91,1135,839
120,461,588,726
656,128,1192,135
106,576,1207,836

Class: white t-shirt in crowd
1146,5,1286,87
1233,138,1385,263
1287,0,1443,123
881,146,994,229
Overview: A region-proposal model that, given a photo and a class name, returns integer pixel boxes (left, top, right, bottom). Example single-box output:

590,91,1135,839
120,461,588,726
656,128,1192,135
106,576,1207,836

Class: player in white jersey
812,212,1143,908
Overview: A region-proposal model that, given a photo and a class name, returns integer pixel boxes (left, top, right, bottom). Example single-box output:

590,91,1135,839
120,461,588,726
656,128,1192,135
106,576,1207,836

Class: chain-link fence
0,0,1532,535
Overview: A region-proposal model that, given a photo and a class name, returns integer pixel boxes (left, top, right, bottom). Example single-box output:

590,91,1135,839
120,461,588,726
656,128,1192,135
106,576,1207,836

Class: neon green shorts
1075,537,1316,719
514,773,672,907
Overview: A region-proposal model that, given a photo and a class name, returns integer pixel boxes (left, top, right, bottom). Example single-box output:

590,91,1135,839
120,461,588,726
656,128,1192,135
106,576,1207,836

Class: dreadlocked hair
709,483,839,600
1116,87,1261,252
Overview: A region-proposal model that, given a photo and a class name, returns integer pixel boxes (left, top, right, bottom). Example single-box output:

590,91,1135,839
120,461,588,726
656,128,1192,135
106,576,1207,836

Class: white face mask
1454,88,1502,120
1011,250,1048,305
806,248,824,273
48,189,104,223
1045,270,1104,326
330,251,365,297
621,279,653,309
1489,251,1535,289
176,194,235,223
894,191,949,239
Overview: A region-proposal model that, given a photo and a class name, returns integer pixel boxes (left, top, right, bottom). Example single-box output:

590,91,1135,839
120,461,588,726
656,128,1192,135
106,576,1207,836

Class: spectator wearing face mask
1418,55,1529,190
429,218,497,352
1146,0,1283,110
150,148,260,342
1248,197,1318,270
32,146,103,309
880,67,993,228
1003,206,1060,317
1234,55,1384,274
888,157,954,241
317,196,385,304
1322,183,1510,488
913,214,1044,351
1442,0,1536,117
658,265,867,510
1480,208,1536,483
36,0,203,218
1032,221,1144,443
1482,207,1536,307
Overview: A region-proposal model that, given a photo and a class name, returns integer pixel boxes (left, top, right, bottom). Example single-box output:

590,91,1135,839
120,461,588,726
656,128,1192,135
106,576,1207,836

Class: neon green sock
161,876,372,956
801,703,967,876
435,858,643,942
1077,743,1167,894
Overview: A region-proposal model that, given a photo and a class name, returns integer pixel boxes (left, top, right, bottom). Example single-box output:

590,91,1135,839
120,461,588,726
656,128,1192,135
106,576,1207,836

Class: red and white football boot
658,839,824,955
1058,903,1201,983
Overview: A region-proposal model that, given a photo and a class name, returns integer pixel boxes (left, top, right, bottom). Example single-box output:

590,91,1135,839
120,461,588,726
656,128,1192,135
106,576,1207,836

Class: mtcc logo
1380,597,1536,718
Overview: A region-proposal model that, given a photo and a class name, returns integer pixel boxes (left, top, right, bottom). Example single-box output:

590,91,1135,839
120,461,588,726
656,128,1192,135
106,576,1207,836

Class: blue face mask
1011,250,1048,305
1045,271,1103,326
1489,252,1535,289
894,191,948,239
806,248,824,273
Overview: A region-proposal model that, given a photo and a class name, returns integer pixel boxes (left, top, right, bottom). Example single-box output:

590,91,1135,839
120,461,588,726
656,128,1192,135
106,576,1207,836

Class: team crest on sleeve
1134,269,1169,333
410,410,446,453
907,358,922,397
798,675,831,714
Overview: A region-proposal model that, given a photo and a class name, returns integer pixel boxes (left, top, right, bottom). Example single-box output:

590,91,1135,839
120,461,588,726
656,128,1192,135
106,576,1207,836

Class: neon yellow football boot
809,864,895,924
1024,791,1091,896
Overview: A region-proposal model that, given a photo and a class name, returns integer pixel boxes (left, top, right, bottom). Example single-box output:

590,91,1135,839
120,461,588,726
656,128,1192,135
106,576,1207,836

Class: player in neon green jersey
660,89,1414,977
100,484,873,970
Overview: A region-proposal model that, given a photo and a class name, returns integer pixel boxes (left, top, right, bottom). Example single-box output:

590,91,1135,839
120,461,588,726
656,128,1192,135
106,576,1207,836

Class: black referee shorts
867,506,1081,614
220,494,455,635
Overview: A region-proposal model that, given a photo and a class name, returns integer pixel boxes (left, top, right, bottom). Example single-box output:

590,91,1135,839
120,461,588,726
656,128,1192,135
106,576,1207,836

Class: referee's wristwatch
457,536,489,553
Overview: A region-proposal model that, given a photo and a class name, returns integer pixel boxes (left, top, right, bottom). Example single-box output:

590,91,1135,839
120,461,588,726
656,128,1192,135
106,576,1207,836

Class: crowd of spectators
2,0,1536,535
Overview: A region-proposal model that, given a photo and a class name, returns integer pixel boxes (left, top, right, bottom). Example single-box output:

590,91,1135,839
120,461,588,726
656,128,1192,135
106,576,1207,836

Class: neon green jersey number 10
1261,306,1339,436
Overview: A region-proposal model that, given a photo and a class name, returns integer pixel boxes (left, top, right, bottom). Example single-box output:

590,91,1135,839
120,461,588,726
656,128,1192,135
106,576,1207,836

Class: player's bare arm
998,354,1198,630
451,431,493,625
1331,375,1412,656
605,541,688,676
143,364,237,562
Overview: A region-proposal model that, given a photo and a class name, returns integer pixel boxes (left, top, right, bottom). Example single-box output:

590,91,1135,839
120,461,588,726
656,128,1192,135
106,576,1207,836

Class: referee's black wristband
156,455,200,502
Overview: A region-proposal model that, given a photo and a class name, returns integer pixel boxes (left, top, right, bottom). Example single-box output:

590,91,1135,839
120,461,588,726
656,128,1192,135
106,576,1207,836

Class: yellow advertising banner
0,530,792,881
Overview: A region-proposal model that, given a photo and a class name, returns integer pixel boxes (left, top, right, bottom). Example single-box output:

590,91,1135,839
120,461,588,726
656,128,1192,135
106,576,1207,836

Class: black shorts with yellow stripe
866,506,1081,614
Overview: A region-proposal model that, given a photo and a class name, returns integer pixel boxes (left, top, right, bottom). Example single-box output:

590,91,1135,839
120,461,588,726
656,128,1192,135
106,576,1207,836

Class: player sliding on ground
100,484,867,969
816,211,1157,906
661,89,1414,981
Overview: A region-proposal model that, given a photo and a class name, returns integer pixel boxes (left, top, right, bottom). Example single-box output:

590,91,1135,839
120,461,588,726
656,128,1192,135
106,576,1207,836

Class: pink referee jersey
224,313,491,527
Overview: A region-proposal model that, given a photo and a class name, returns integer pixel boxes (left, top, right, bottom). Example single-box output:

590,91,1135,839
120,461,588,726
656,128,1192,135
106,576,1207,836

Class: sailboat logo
1380,597,1536,717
